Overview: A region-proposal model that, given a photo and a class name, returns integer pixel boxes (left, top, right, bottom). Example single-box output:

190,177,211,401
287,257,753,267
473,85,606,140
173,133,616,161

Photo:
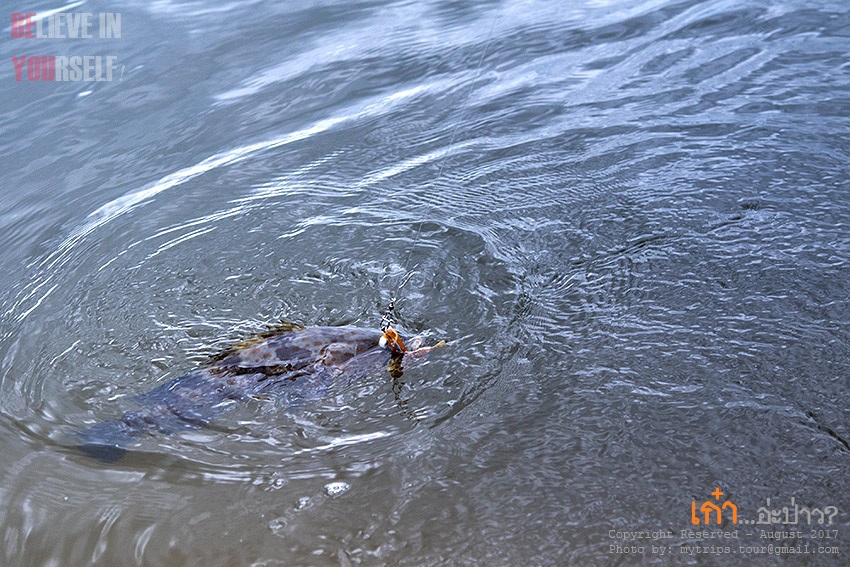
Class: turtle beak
380,328,407,354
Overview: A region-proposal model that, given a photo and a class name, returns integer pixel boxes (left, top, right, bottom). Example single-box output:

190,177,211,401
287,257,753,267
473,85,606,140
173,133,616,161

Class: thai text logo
691,488,840,526
692,487,737,525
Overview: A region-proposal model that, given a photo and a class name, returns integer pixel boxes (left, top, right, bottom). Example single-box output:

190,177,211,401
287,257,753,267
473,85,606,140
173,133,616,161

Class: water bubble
268,517,287,536
323,481,350,497
268,472,287,490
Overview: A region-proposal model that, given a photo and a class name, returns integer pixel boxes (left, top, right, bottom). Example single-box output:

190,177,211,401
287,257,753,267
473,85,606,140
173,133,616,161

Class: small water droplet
268,517,287,535
323,481,350,497
268,472,287,490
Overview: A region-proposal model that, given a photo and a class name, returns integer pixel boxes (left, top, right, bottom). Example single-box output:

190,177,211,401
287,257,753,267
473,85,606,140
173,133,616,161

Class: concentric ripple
0,0,849,565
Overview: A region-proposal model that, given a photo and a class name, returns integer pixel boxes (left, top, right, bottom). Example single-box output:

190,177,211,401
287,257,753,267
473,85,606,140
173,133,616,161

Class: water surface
1,0,849,565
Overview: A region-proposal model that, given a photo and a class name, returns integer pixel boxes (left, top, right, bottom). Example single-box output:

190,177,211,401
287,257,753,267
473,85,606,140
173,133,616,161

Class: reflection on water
1,0,849,564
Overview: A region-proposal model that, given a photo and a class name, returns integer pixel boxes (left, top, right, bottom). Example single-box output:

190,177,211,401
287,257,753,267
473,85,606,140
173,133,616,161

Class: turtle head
379,327,407,354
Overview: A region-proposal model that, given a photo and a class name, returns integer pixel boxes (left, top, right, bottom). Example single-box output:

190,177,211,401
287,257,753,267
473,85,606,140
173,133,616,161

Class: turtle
76,323,445,462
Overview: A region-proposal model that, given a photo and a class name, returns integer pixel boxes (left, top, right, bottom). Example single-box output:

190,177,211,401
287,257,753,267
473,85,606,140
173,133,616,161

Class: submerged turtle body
77,323,439,462
207,323,386,380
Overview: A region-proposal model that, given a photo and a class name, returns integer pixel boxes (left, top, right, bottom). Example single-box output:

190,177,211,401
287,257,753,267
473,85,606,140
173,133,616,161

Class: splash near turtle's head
380,327,407,354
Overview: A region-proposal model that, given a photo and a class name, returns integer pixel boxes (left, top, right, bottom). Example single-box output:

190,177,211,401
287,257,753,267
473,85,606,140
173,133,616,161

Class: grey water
1,0,849,565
